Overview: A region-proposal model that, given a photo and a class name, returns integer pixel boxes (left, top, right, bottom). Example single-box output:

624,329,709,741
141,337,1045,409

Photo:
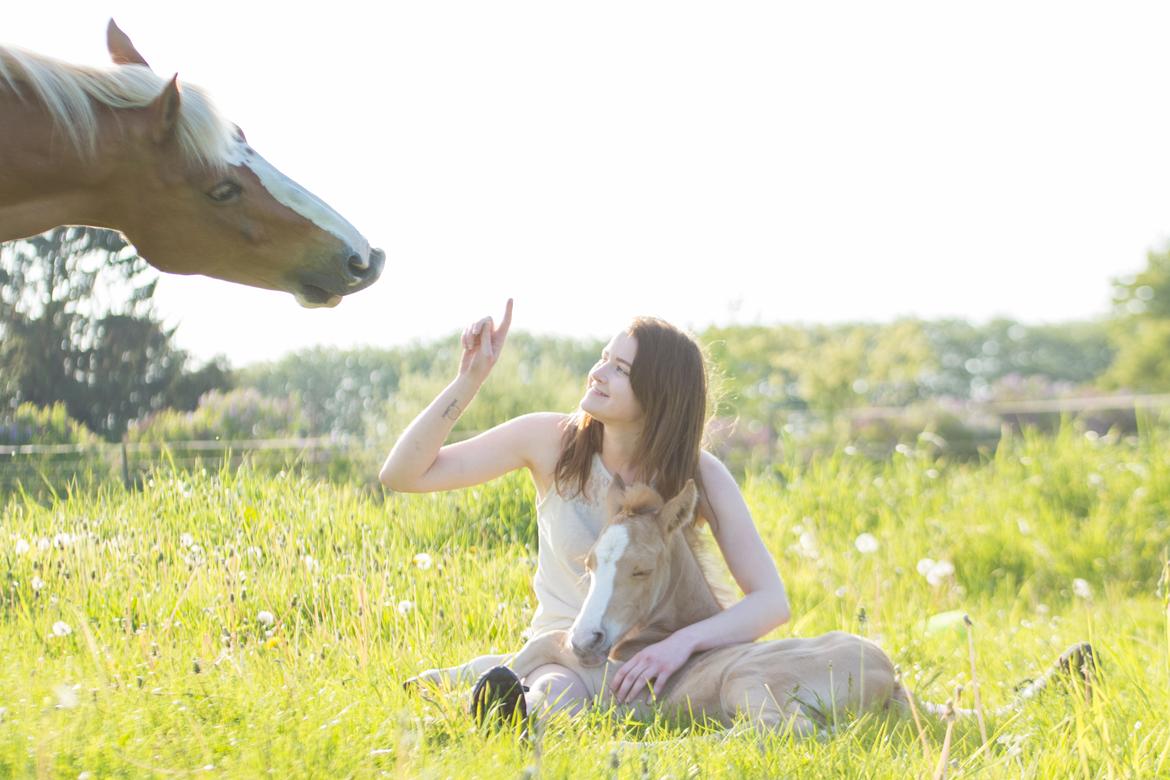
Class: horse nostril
346,253,369,279
590,630,605,649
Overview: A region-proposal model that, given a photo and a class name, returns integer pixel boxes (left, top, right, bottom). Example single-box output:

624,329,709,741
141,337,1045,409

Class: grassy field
1,424,1168,778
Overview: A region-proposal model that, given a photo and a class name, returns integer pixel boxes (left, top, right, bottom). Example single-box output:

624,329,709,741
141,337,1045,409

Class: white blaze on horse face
225,141,371,262
572,525,629,649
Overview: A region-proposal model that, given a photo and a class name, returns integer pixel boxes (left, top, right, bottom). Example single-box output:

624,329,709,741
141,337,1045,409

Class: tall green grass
1,424,1167,777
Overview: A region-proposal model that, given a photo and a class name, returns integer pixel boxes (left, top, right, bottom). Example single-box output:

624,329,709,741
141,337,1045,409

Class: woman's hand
459,299,513,384
610,633,696,704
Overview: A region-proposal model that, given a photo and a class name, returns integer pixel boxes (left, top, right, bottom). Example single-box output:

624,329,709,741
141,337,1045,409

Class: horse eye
632,570,650,578
207,180,242,203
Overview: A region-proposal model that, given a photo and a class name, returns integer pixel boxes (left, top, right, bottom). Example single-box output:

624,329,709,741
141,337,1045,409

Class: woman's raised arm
379,299,557,493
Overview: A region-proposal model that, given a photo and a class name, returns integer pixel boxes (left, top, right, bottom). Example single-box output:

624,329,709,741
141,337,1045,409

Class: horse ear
107,19,152,68
149,75,182,145
659,480,698,535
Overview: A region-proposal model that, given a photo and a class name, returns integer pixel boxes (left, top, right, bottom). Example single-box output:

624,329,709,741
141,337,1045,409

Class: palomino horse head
0,21,383,307
569,477,699,666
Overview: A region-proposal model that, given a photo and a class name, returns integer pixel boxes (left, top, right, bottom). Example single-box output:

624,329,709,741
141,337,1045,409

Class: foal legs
720,674,818,738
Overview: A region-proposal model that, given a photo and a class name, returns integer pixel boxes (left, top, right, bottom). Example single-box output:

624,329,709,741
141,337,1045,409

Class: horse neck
0,86,127,241
614,531,723,658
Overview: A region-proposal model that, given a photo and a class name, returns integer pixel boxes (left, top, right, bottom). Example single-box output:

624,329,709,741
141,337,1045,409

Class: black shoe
469,666,528,728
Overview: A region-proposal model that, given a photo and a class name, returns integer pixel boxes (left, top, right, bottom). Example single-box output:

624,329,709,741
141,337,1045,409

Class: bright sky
8,2,1170,366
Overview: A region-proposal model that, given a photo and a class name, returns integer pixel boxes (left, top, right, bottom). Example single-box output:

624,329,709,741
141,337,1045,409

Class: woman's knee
525,663,589,714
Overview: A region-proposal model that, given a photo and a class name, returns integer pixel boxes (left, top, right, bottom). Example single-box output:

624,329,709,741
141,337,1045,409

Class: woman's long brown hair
554,317,712,526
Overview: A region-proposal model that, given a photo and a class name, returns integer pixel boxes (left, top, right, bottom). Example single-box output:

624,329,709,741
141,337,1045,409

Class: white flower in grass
303,555,320,573
257,610,276,627
396,599,414,615
53,533,71,549
854,533,879,555
1072,578,1093,600
917,558,955,587
37,537,50,552
180,533,195,549
413,553,433,570
31,576,45,592
54,683,79,709
14,538,30,555
52,621,72,637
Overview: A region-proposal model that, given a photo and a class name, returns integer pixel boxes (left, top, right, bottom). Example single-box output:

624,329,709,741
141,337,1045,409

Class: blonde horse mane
613,483,737,610
0,44,236,168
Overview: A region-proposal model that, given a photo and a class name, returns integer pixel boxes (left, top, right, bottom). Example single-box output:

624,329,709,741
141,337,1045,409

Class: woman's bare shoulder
515,412,573,493
514,411,572,464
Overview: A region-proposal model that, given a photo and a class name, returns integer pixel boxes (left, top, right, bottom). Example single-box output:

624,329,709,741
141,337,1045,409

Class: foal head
569,477,698,666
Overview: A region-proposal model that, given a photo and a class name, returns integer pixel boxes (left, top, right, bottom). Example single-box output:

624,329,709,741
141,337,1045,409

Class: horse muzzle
294,246,386,308
570,629,611,667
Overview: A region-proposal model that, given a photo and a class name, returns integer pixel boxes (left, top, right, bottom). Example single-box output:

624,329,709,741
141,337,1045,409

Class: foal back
658,631,899,729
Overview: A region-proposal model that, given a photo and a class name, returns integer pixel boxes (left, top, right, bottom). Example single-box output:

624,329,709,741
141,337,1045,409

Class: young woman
381,300,790,717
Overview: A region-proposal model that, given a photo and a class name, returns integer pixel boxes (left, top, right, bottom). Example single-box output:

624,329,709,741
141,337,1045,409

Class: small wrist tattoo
442,399,462,421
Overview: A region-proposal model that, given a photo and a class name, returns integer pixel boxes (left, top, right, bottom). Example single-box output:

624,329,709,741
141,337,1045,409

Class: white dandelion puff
1072,578,1093,599
54,683,80,709
257,610,275,627
14,538,30,555
917,558,954,587
412,553,433,570
180,533,195,549
52,621,73,637
303,555,320,573
31,576,44,592
854,533,879,555
396,600,414,615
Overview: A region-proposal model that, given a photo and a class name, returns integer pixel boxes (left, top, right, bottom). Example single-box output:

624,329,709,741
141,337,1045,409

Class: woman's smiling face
580,331,644,426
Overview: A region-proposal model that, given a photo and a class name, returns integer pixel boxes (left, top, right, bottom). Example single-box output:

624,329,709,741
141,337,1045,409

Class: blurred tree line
0,228,232,443
6,229,1170,474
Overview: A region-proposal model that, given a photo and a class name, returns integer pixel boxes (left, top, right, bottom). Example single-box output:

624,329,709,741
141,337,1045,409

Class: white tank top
527,453,614,637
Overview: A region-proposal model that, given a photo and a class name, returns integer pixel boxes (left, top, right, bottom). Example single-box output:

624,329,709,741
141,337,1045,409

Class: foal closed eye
631,571,651,578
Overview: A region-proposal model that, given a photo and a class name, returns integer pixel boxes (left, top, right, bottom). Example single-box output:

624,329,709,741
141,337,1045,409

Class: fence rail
0,436,354,493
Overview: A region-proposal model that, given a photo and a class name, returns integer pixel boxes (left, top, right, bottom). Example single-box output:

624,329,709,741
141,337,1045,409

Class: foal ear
107,19,152,69
659,480,698,535
148,75,182,145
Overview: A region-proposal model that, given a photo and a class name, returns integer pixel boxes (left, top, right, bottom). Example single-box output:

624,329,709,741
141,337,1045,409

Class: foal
410,478,1096,735
414,478,899,735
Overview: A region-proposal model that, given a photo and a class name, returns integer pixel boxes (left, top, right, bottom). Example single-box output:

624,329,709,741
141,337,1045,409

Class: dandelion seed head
413,553,433,570
918,558,954,587
14,539,30,555
180,533,195,549
396,600,414,615
257,610,275,627
31,576,44,592
1073,578,1092,599
52,621,72,637
854,533,879,554
54,683,79,709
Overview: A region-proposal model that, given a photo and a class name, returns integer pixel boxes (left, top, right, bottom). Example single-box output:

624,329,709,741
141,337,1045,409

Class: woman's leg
523,663,591,717
407,652,509,689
